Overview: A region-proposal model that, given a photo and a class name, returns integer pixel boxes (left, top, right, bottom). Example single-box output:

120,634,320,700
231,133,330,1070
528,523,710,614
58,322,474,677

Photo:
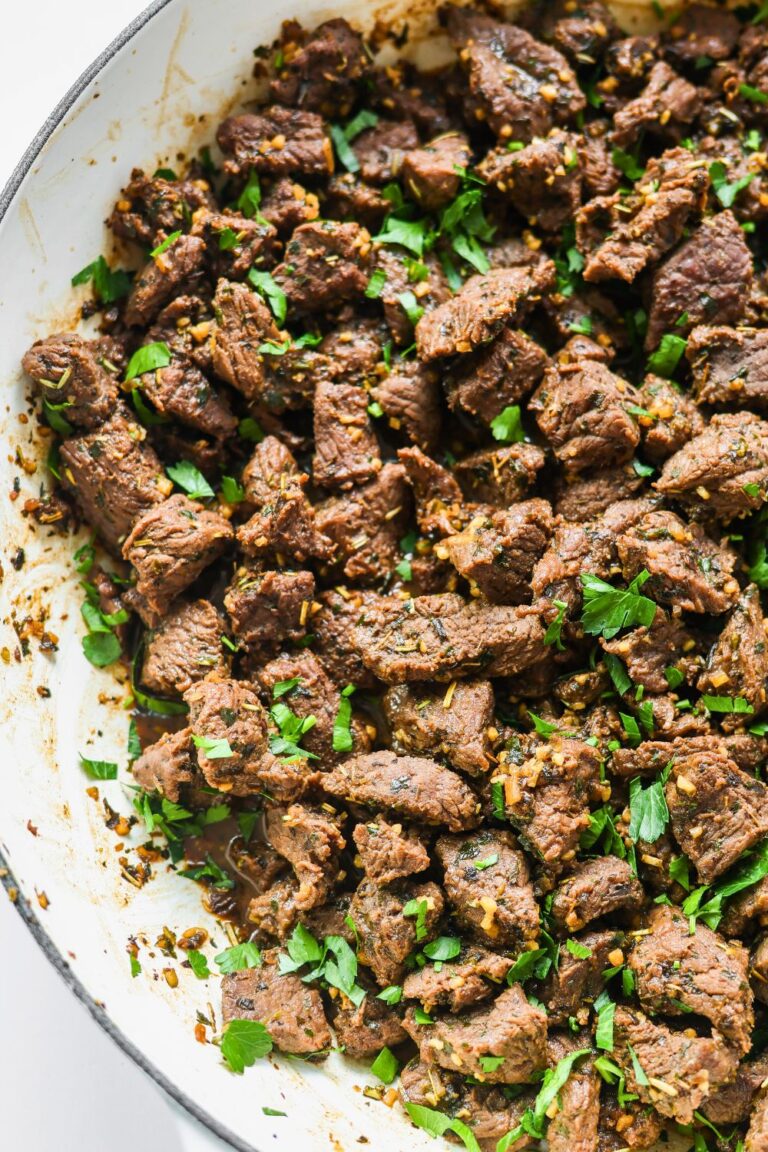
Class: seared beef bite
24,4,768,1145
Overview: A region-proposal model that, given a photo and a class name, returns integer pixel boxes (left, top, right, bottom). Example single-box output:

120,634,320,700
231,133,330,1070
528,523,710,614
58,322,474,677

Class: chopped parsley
403,897,429,941
646,333,687,378
79,755,118,781
124,341,172,381
629,765,671,844
220,1019,273,1074
150,230,181,258
332,684,356,753
248,268,288,325
165,460,215,500
71,255,131,304
192,735,234,759
490,404,525,444
371,1046,399,1084
709,161,756,208
543,599,568,651
278,923,366,1006
215,942,262,973
581,570,656,639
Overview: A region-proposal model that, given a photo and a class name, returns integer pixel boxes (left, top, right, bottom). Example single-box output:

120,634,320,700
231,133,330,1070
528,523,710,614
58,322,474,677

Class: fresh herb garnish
709,161,756,208
332,684,356,753
72,255,131,304
166,460,215,500
497,1048,591,1149
543,599,568,651
403,897,429,942
629,766,671,844
490,404,525,444
125,341,172,381
220,1019,273,1074
221,475,245,504
701,695,754,715
150,230,181,258
192,734,234,759
404,1103,481,1152
377,985,403,1005
278,924,366,1006
79,754,118,780
581,570,656,639
248,269,288,325
187,949,211,979
371,1046,399,1084
647,333,687,378
215,942,262,974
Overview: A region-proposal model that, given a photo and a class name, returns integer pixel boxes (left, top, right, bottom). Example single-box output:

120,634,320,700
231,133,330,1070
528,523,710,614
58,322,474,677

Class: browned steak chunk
137,357,237,440
383,679,494,776
349,878,444,986
22,333,120,429
122,494,233,626
546,1037,600,1152
550,856,644,933
479,130,582,232
612,60,702,148
315,463,408,584
221,955,332,1055
217,107,333,177
312,588,380,689
274,221,370,313
666,751,768,884
436,829,540,950
108,167,216,247
416,265,554,361
351,593,547,683
238,437,330,564
224,567,315,651
142,599,228,696
125,235,206,328
446,7,585,140
442,500,554,604
352,818,430,885
454,442,546,506
747,1090,768,1152
403,945,511,1013
656,412,768,521
369,362,442,452
617,510,740,614
131,727,196,802
265,803,345,910
322,750,480,832
331,982,407,1059
503,737,604,870
184,676,310,800
703,1054,768,1125
663,3,740,64
601,608,697,695
697,585,768,728
210,279,282,403
446,328,548,423
613,1006,738,1123
312,378,381,490
351,118,419,185
541,928,624,1025
59,410,166,552
403,983,548,1084
399,1060,535,1146
193,208,279,281
689,325,768,409
637,373,705,464
646,211,753,350
269,18,369,116
400,132,471,210
530,360,640,474
630,904,753,1054
580,147,707,284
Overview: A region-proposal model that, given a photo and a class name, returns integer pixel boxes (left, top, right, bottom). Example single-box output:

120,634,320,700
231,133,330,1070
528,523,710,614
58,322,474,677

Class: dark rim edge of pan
0,2,254,1147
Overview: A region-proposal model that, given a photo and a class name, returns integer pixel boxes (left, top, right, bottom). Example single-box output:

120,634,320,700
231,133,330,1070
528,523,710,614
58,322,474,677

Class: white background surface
0,3,223,1149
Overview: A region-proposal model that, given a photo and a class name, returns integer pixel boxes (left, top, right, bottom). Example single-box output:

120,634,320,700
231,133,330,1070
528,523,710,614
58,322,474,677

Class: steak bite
441,499,554,605
383,679,494,776
352,818,430,885
416,265,554,361
238,437,330,564
478,129,582,232
59,411,166,553
545,1037,600,1152
697,585,768,728
541,928,624,1025
445,7,585,141
312,378,381,490
617,510,740,614
274,221,371,313
321,750,480,832
636,373,705,464
702,1054,768,1126
351,593,547,683
210,279,282,404
314,463,409,584
185,676,310,800
502,737,604,870
613,1006,739,1124
665,751,768,884
549,856,644,933
136,356,237,440
403,983,548,1085
131,727,197,801
107,166,216,248
403,944,511,1013
630,904,754,1054
656,412,768,521
122,494,233,626
445,328,549,423
453,442,546,506
611,60,702,149
349,878,444,986
331,981,407,1059
601,608,697,695
529,360,640,474
221,955,332,1055
269,18,369,116
193,208,279,281
312,588,380,689
399,1060,536,1147
646,211,753,350
216,106,333,177
141,598,229,696
265,803,345,910
580,146,707,285
224,568,315,651
22,332,120,429
688,326,768,409
400,132,471,211
369,361,442,451
124,234,207,328
436,829,540,950
350,118,419,185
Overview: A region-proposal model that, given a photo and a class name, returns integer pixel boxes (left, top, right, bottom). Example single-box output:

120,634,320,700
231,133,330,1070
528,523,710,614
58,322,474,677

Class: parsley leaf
125,341,172,381
595,994,616,1051
166,460,215,500
543,599,568,651
490,404,525,444
423,936,461,962
150,230,181,258
404,1103,481,1152
365,268,387,298
332,684,356,753
647,333,687,378
79,755,118,780
192,734,234,759
377,984,403,1005
581,570,656,639
371,1046,399,1084
187,949,211,979
72,255,131,304
701,695,754,715
248,269,288,325
566,939,593,959
269,695,318,761
179,854,234,890
215,942,262,973
709,161,756,208
497,1049,591,1149
237,172,262,218
220,475,245,504
403,897,429,942
220,1019,273,1073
